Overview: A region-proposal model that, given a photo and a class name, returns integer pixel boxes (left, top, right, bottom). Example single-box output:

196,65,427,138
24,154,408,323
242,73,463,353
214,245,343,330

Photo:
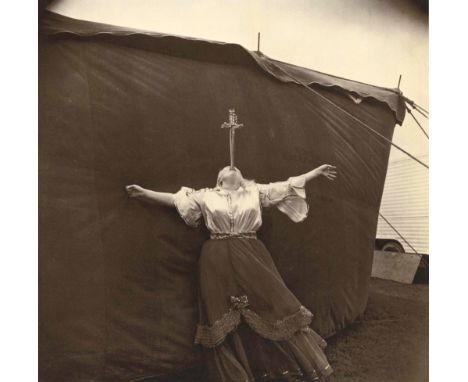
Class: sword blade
230,128,235,169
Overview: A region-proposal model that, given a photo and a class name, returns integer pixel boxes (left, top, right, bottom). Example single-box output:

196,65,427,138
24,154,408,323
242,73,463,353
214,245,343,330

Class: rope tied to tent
304,85,429,169
402,96,428,118
378,213,420,255
406,105,429,139
274,65,429,169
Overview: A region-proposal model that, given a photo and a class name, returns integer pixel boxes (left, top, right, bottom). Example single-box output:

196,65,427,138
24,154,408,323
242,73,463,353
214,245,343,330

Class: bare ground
324,277,429,382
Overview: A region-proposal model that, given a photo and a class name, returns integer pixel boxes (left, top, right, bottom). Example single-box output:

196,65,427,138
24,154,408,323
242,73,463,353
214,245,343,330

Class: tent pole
397,74,402,89
257,32,261,52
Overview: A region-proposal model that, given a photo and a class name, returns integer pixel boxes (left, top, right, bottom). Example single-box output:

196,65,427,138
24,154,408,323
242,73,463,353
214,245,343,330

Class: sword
221,109,244,169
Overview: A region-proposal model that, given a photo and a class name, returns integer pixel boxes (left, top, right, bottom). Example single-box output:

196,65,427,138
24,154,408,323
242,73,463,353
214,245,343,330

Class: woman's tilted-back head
216,166,254,190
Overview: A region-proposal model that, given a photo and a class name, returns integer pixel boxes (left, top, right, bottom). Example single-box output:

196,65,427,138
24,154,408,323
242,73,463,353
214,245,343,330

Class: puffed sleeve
173,187,205,227
257,174,309,223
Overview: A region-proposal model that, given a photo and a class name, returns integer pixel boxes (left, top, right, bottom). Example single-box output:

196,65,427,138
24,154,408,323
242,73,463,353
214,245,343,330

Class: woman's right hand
125,184,146,198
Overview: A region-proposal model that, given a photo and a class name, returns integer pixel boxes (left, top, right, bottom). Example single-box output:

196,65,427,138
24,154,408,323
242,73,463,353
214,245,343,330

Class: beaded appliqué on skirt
195,294,314,348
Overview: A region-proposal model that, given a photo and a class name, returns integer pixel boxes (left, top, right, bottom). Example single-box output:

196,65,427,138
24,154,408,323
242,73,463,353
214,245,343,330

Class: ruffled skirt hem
195,295,314,347
202,320,334,382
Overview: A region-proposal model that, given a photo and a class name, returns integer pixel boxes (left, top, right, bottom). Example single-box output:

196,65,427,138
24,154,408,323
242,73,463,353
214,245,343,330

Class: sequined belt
210,232,257,240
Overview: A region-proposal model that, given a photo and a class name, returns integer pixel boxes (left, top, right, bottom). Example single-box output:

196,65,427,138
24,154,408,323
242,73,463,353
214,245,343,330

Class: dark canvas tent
39,11,406,382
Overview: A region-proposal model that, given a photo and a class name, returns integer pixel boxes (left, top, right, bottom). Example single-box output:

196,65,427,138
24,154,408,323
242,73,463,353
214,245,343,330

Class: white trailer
376,154,429,255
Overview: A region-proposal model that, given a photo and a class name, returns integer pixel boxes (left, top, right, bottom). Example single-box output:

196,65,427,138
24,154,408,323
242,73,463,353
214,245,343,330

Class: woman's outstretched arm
125,184,174,207
301,164,338,182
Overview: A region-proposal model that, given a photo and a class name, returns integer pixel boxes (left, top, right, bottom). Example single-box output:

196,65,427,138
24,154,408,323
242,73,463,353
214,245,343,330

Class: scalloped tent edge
40,10,406,125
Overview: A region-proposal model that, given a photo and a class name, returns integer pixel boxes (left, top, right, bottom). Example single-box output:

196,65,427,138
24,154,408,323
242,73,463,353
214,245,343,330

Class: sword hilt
220,109,244,169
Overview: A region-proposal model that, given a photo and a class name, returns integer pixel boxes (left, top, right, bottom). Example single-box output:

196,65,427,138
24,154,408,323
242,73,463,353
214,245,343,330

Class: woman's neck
221,184,241,191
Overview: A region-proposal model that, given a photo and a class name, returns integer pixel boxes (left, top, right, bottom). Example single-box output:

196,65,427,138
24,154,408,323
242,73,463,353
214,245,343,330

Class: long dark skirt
196,237,334,382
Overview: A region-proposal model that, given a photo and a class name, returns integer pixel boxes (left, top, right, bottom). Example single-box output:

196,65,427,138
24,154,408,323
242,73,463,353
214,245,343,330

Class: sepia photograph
34,0,434,381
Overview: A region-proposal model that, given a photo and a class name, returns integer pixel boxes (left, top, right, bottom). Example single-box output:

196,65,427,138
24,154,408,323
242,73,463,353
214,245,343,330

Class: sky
47,0,429,162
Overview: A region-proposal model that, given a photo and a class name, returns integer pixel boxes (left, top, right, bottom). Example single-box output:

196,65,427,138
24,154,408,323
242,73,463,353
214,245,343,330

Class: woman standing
126,163,337,382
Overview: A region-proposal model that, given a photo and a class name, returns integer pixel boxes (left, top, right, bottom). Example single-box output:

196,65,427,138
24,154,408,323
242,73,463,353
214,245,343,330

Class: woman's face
220,168,242,190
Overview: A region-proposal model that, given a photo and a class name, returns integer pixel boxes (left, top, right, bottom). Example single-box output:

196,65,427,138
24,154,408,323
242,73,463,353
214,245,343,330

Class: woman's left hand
317,164,338,180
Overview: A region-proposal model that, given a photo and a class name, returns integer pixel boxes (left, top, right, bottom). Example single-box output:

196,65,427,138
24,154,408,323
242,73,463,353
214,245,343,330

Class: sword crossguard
221,122,243,130
221,109,244,130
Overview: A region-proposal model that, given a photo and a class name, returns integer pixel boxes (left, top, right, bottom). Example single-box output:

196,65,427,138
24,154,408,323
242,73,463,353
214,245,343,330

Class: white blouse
173,175,308,235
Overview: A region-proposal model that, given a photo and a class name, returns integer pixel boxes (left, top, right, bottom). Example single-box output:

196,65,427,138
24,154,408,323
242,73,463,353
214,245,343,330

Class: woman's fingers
324,164,338,174
125,185,140,196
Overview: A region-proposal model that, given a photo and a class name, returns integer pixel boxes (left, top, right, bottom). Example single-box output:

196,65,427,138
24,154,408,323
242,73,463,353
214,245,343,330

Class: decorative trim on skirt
195,294,313,348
